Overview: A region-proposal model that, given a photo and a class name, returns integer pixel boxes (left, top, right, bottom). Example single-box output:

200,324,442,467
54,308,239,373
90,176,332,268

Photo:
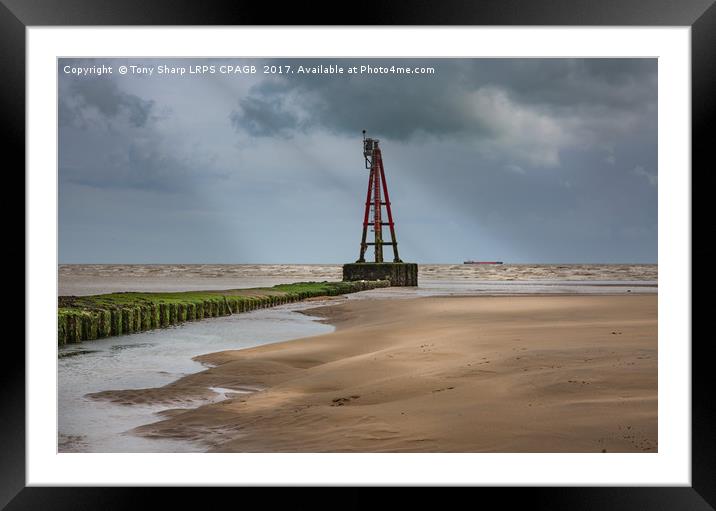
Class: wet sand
89,295,657,452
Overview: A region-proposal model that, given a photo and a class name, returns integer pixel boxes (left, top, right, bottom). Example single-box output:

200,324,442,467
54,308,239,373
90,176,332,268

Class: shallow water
57,263,657,452
58,300,336,452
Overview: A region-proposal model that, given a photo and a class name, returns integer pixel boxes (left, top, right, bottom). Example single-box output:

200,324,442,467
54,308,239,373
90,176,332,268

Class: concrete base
342,262,418,287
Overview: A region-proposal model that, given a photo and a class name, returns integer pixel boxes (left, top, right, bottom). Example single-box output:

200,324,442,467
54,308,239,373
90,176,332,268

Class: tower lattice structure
357,131,402,263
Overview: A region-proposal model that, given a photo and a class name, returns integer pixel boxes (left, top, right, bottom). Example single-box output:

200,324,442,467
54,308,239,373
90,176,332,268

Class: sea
57,263,657,452
58,263,657,296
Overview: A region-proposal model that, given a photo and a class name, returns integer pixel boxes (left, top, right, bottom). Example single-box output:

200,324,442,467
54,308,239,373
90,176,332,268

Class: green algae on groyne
57,280,389,346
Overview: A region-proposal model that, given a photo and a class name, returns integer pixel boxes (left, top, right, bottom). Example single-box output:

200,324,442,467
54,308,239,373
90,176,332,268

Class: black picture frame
5,0,710,508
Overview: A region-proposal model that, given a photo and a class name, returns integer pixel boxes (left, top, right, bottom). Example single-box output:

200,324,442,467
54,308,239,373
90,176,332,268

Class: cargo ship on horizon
463,261,504,265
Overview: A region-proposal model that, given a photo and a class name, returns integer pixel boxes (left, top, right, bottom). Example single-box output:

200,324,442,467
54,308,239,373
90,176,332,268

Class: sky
58,58,657,264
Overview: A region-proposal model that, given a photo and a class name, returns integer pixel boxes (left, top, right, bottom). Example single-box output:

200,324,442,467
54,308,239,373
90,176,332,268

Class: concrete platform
342,262,418,287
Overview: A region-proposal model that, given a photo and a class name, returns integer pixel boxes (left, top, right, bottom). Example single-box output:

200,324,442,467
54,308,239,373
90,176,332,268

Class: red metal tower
357,131,402,263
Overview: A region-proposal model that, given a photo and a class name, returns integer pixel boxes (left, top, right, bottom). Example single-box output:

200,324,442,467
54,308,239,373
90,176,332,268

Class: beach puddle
208,386,254,401
58,301,335,452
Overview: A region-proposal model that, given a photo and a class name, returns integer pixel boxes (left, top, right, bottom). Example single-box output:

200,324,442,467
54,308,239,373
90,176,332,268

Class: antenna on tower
362,129,375,169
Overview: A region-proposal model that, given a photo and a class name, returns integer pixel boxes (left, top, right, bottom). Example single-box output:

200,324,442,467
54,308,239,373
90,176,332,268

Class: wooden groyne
57,280,389,346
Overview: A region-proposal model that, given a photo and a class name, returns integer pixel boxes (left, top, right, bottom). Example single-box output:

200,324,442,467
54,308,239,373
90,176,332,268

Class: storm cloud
60,76,157,129
58,58,657,264
230,59,656,168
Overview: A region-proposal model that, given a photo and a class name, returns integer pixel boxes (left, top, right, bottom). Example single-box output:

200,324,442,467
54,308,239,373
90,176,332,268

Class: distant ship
463,261,503,265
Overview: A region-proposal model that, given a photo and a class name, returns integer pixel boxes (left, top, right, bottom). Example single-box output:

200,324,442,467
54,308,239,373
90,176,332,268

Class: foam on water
59,263,656,296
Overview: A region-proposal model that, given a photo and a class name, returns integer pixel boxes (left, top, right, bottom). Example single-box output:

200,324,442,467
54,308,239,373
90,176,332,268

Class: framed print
6,0,712,507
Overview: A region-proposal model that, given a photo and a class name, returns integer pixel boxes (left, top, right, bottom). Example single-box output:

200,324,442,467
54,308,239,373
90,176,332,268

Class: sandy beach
89,294,657,452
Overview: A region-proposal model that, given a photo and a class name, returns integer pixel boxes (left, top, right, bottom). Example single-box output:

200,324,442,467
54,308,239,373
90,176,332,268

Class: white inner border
27,27,691,486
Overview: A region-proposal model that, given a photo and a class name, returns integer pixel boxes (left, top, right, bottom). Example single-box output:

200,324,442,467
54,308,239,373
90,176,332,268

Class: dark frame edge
691,0,716,508
6,0,714,508
1,0,716,26
0,1,26,510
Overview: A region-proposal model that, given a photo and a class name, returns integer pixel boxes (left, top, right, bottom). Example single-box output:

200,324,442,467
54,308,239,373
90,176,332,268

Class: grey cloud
473,59,657,110
230,96,302,137
229,59,656,169
231,59,655,137
61,136,225,193
230,62,494,142
633,165,658,186
59,65,231,194
60,78,156,128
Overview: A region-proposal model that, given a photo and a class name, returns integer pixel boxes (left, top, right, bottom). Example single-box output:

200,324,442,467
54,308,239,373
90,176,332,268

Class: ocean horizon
59,263,657,296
